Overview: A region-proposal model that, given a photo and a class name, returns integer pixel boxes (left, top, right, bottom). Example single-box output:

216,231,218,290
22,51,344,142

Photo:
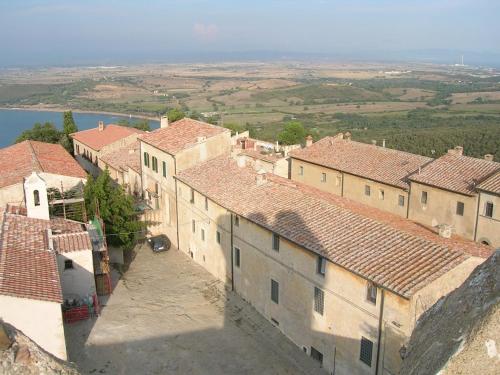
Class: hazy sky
1,0,499,66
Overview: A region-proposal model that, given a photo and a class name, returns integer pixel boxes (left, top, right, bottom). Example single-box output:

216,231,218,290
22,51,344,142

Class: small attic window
33,190,40,206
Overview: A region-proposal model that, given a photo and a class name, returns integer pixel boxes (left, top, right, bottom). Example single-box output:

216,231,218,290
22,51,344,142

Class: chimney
371,140,377,146
343,132,351,141
438,224,452,239
484,154,494,161
382,139,386,148
256,169,267,186
237,155,246,168
98,121,104,131
454,146,463,156
46,229,54,251
160,115,169,129
305,135,313,147
197,136,206,143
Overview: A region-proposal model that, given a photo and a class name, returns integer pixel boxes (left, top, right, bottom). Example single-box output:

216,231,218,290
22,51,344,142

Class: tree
63,111,78,135
84,170,145,248
16,122,61,144
277,121,307,145
167,108,185,122
224,122,247,136
117,119,151,131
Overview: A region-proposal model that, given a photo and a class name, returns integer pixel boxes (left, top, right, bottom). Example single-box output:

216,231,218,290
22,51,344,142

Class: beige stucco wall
176,178,412,375
0,173,85,209
57,250,96,299
408,182,477,240
0,295,67,360
290,158,408,217
475,191,500,248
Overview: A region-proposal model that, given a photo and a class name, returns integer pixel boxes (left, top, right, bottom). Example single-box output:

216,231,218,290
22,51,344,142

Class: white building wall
0,295,67,360
57,250,96,299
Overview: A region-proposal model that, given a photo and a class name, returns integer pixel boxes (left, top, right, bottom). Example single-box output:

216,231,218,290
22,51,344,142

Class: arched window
33,190,40,206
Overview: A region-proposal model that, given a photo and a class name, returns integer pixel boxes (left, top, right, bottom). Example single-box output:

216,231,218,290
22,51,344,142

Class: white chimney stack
256,169,267,186
98,121,104,131
438,224,452,239
484,154,494,161
305,135,313,147
160,115,169,129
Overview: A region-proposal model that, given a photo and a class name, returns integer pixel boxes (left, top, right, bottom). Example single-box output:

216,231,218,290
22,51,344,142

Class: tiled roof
473,171,500,195
0,206,92,303
409,152,500,196
100,140,141,173
239,149,282,163
176,157,492,298
140,118,228,155
0,140,87,188
70,124,144,151
289,136,432,190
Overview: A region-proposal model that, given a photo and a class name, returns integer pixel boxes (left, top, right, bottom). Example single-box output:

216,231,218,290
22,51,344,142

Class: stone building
138,118,231,246
408,148,499,244
70,121,144,176
475,171,500,247
0,140,87,208
174,156,491,375
0,173,97,360
289,134,432,218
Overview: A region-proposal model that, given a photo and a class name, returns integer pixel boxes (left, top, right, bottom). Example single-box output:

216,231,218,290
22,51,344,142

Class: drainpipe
406,183,412,219
174,156,180,251
473,195,480,241
230,213,235,291
341,172,345,197
375,289,385,375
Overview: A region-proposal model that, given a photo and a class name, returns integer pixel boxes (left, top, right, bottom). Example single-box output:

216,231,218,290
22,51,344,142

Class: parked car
147,235,171,253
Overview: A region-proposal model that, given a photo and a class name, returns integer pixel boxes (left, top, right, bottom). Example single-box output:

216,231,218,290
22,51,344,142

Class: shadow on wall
65,208,383,375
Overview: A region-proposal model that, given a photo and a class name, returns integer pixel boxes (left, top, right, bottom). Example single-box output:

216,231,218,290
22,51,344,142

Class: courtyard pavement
65,244,325,374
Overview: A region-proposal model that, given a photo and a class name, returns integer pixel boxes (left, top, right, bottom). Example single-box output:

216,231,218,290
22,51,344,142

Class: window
379,189,385,200
317,256,326,276
162,161,167,177
234,247,240,267
299,166,304,176
314,287,324,315
421,191,428,205
271,279,279,304
272,233,280,252
143,152,149,167
190,188,195,204
398,195,405,207
456,201,464,216
216,231,221,244
201,229,205,241
64,259,74,270
365,185,371,196
321,173,326,183
360,337,373,367
310,347,323,365
152,156,158,172
367,282,377,304
192,220,196,233
205,197,208,211
485,202,494,218
234,215,239,227
33,190,40,206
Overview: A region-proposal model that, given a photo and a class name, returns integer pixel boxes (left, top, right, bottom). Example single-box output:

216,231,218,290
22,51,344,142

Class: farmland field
0,61,499,158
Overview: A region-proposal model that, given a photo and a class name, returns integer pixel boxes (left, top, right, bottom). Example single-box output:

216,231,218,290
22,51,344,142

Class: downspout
375,289,385,375
406,183,412,219
341,172,345,197
230,213,234,291
174,156,180,251
473,194,480,241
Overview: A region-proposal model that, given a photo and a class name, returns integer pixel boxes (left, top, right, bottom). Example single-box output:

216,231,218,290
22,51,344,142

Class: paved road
65,245,324,375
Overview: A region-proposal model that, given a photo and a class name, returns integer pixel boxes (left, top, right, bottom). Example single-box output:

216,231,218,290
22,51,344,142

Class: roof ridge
26,140,43,173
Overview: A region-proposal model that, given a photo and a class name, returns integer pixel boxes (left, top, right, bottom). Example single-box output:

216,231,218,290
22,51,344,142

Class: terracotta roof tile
475,171,500,195
176,157,492,298
0,206,92,303
0,140,87,188
71,124,144,151
290,136,432,190
140,118,228,155
410,152,500,196
100,140,141,173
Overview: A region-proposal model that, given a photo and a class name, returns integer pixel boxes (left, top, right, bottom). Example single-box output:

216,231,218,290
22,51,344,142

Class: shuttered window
314,287,324,315
271,279,279,304
360,337,373,366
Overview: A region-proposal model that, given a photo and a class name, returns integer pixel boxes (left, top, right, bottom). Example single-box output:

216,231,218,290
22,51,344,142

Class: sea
0,109,160,148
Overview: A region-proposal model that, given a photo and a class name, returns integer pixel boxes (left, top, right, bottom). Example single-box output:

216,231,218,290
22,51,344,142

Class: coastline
0,105,160,122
